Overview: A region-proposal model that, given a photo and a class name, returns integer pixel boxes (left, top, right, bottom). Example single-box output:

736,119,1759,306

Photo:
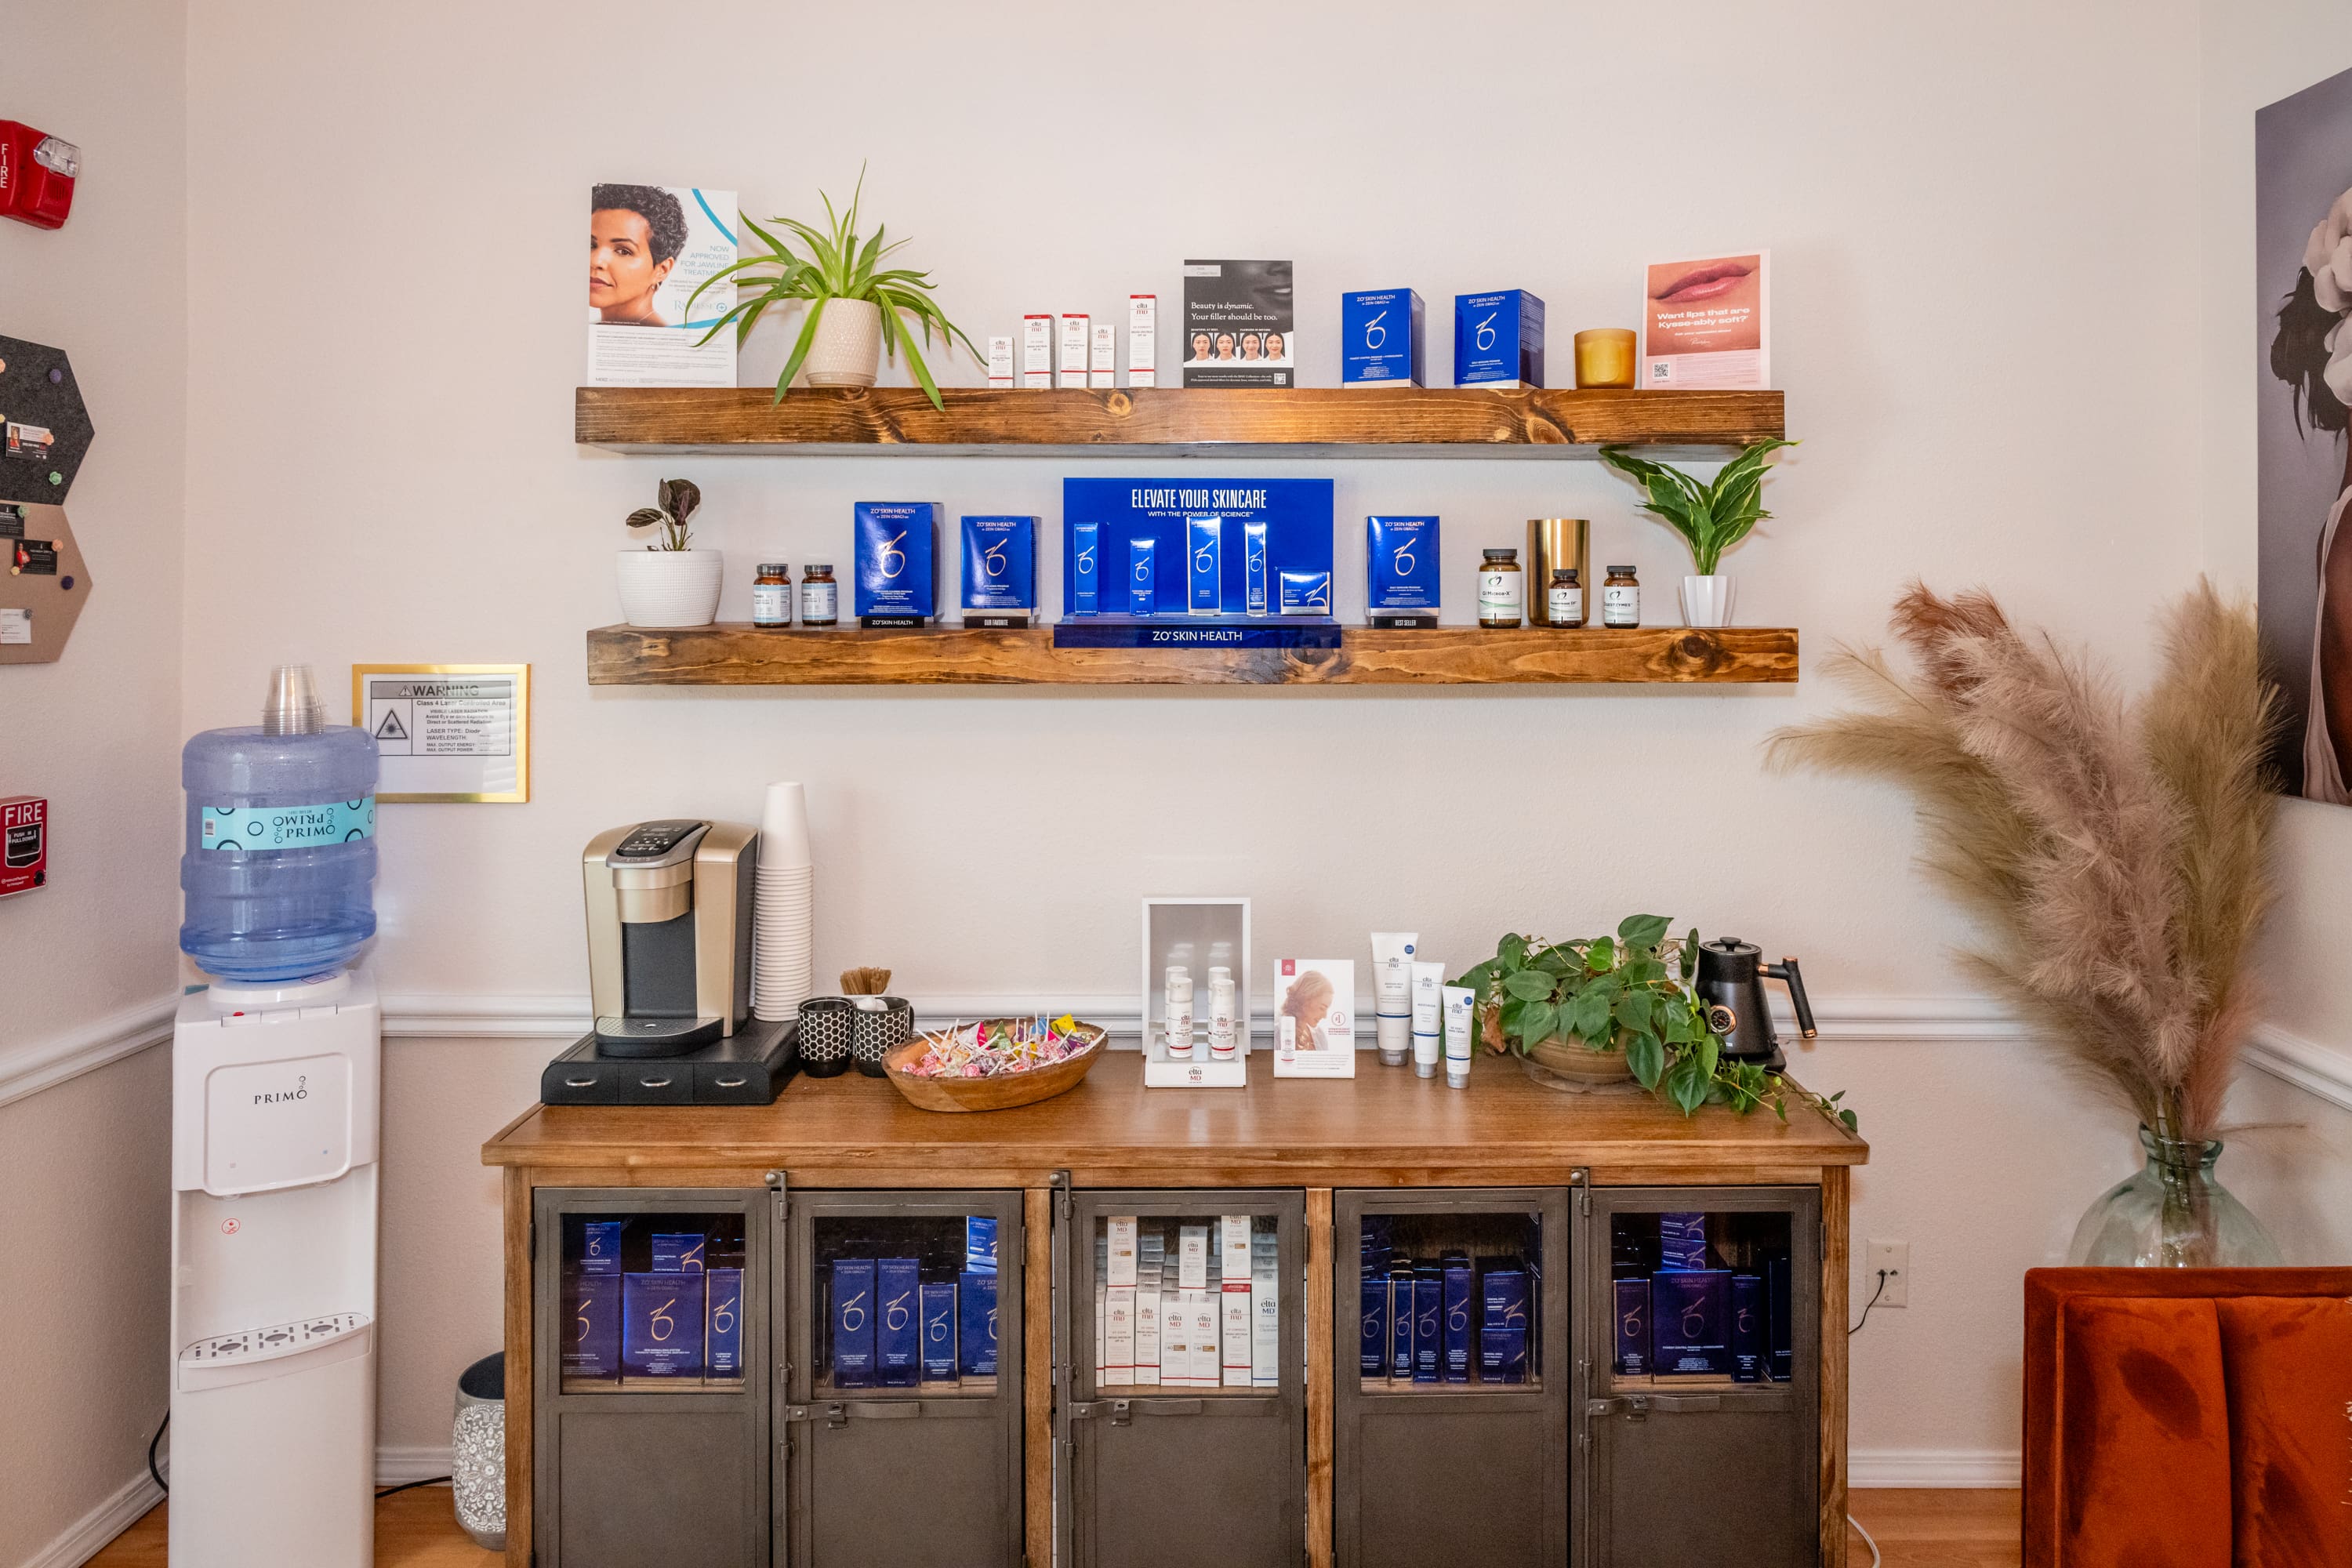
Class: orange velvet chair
2024,1268,2352,1568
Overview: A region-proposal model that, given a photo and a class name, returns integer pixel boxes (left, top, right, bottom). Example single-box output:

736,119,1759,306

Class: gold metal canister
1526,520,1590,625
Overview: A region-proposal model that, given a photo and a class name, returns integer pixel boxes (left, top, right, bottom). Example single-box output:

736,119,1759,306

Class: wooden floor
90,1486,2020,1566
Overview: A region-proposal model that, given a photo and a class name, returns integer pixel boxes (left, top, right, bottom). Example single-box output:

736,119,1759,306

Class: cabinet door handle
1646,1394,1722,1413
833,1399,924,1420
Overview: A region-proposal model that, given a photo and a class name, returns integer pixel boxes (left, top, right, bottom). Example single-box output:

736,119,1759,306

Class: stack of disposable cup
753,782,815,1022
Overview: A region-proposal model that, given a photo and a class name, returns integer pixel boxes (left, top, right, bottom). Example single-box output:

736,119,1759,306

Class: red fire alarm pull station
0,796,46,895
0,123,78,230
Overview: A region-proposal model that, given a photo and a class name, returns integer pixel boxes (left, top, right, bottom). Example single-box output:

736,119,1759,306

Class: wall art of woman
2270,185,2352,801
589,183,689,328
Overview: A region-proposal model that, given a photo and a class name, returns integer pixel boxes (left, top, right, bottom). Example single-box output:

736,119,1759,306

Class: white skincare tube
1207,965,1237,1059
1442,985,1475,1087
1165,965,1194,1058
1370,933,1417,1066
1410,961,1445,1078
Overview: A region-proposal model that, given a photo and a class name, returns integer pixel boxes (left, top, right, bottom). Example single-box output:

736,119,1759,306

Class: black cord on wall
147,1414,168,1494
1849,1268,1890,1336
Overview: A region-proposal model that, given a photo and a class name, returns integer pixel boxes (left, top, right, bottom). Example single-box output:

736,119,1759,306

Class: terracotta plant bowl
883,1019,1109,1113
1519,1037,1638,1092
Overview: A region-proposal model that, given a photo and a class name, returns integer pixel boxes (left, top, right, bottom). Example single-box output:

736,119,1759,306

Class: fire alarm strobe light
0,122,78,229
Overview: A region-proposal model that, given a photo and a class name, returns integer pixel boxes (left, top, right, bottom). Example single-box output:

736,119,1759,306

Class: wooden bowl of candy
883,1015,1109,1113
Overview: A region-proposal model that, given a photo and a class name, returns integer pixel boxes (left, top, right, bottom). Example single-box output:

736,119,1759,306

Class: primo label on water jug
198,797,377,851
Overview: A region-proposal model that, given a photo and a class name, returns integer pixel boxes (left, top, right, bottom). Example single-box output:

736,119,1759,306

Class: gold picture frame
350,663,531,804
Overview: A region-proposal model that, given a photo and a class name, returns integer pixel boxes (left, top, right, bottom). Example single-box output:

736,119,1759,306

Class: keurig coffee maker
542,818,797,1105
1692,938,1817,1070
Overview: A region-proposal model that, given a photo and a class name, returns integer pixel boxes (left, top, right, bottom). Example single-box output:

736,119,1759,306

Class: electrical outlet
1864,1240,1909,1308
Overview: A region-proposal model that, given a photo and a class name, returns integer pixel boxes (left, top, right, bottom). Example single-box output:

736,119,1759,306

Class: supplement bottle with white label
800,564,839,628
1602,564,1642,629
751,561,792,628
1547,568,1584,629
1478,548,1525,629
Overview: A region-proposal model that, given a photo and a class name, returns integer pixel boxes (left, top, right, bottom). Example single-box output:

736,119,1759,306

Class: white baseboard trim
1849,1447,2020,1488
376,1444,455,1487
21,1468,165,1568
0,993,176,1111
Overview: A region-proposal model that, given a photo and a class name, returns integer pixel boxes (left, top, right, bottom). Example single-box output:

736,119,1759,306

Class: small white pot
616,550,724,628
803,297,882,387
1679,574,1736,628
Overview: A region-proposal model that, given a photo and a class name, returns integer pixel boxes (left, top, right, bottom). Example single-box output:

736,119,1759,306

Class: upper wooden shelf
587,622,1799,688
575,385,1784,459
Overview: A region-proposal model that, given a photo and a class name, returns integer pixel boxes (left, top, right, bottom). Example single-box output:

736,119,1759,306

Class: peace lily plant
1599,438,1796,629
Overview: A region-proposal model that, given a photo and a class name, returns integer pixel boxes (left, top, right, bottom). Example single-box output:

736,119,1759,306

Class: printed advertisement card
587,183,738,387
1639,252,1769,390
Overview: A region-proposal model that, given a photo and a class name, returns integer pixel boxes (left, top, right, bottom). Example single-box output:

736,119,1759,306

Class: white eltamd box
1106,1216,1138,1286
1221,1283,1252,1387
1128,294,1157,388
1105,1286,1136,1381
1090,323,1116,388
1186,1290,1221,1388
1177,1224,1209,1290
1141,896,1250,1087
1058,314,1090,387
986,335,1014,389
1022,315,1054,387
1250,1228,1279,1386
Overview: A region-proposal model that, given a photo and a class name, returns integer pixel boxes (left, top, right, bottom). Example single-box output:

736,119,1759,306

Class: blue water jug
180,664,379,982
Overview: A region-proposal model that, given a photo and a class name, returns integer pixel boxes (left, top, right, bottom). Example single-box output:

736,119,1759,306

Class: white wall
0,2,188,1560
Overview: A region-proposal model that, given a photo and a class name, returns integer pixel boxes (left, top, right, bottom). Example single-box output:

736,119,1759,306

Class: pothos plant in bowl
614,477,721,629
1451,913,1855,1130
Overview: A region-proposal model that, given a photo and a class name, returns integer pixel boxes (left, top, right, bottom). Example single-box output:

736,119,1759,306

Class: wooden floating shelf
575,385,1784,459
586,622,1800,688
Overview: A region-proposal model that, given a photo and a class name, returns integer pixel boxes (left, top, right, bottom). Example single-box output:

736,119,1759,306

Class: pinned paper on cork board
352,664,530,803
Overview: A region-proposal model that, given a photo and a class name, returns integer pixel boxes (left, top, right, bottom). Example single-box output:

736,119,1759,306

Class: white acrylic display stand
1140,896,1250,1088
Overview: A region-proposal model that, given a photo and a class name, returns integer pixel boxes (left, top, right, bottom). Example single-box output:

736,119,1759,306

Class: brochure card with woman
586,183,738,387
1273,958,1356,1078
1182,260,1296,387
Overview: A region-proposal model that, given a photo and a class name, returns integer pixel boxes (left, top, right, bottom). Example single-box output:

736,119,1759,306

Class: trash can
452,1352,506,1552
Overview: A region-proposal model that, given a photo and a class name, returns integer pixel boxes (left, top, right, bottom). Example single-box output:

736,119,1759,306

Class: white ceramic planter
616,549,723,628
803,297,882,387
1680,574,1736,628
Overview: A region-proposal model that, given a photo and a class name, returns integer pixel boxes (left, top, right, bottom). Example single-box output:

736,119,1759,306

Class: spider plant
1598,438,1797,575
689,167,978,411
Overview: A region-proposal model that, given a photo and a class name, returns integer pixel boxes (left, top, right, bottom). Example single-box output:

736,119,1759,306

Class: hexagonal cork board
0,336,95,504
0,502,91,663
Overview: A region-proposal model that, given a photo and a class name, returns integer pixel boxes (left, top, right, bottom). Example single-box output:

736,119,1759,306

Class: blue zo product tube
1187,514,1221,615
650,1232,705,1273
622,1272,706,1381
1651,1269,1733,1376
1279,569,1331,615
1442,1260,1474,1382
1071,522,1100,615
1413,1267,1443,1382
576,1219,623,1276
832,1258,877,1388
1243,520,1269,616
1613,1278,1650,1376
1388,1264,1414,1379
706,1267,744,1380
958,1269,999,1377
563,1271,619,1381
1730,1275,1766,1383
1359,1272,1388,1377
877,1258,920,1387
921,1281,959,1384
1127,536,1157,616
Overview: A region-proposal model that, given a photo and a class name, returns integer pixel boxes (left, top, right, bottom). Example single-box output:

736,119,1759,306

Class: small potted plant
615,477,720,629
1598,438,1795,628
690,167,978,409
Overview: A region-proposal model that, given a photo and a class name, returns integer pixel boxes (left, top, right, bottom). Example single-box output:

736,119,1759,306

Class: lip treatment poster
1639,252,1770,389
586,183,738,387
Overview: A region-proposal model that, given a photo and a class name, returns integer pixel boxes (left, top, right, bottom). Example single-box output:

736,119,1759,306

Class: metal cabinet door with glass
1335,1188,1570,1568
533,1188,772,1568
1574,1186,1822,1568
1056,1188,1307,1568
786,1189,1025,1568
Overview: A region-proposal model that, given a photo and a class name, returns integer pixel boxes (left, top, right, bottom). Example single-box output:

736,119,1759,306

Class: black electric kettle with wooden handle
1692,938,1817,1067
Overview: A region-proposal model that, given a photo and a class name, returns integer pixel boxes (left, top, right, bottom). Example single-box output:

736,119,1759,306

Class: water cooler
170,666,381,1566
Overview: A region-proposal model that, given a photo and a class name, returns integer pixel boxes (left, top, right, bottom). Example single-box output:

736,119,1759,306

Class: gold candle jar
1573,328,1637,390
1526,519,1590,626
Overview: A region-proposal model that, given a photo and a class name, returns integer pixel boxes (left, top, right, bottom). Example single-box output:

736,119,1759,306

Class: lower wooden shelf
586,622,1800,687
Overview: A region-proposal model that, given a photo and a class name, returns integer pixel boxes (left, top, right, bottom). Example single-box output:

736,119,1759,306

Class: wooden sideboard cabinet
485,1051,1866,1567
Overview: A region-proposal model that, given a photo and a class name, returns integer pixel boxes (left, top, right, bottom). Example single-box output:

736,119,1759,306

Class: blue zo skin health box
1443,1261,1474,1382
576,1220,623,1276
650,1232,705,1273
1482,1266,1530,1331
832,1258,877,1388
622,1272,706,1381
563,1271,620,1381
961,516,1036,612
1614,1278,1650,1376
1652,1269,1733,1376
1413,1268,1443,1382
1279,569,1331,615
1366,516,1439,613
1071,522,1101,615
1360,1272,1388,1376
1388,1265,1415,1379
1730,1275,1766,1383
1766,1255,1793,1381
1454,290,1545,387
1658,1211,1708,1272
1187,514,1222,614
877,1257,920,1388
1341,289,1425,386
706,1267,744,1380
966,1217,998,1273
921,1281,959,1384
958,1269,999,1377
855,501,940,624
1479,1326,1528,1384
1127,536,1158,615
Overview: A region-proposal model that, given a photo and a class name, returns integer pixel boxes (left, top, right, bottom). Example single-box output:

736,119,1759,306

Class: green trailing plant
690,166,978,412
1597,438,1797,575
1451,913,1857,1131
625,477,699,551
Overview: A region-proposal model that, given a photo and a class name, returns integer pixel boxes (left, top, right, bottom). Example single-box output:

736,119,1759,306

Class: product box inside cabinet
1140,896,1250,1087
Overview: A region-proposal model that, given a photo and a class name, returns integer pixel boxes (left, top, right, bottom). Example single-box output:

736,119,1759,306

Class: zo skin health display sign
622,1272,706,1383
1127,294,1158,387
1361,1272,1388,1377
1730,1275,1766,1383
958,1269,999,1377
833,1259,877,1388
1127,536,1157,615
1058,477,1333,624
1640,251,1769,389
1341,289,1425,386
1187,514,1222,615
1022,314,1054,387
578,1220,623,1276
1367,517,1440,628
1243,520,1269,616
877,1258,921,1388
1090,323,1116,389
921,1281,959,1385
1274,958,1356,1077
1070,522,1101,615
855,502,939,626
1651,1269,1733,1375
564,1272,620,1382
1454,289,1546,387
1614,1278,1651,1376
962,515,1036,624
986,334,1014,389
651,1232,706,1272
1058,313,1090,387
1443,1260,1474,1381
706,1267,745,1381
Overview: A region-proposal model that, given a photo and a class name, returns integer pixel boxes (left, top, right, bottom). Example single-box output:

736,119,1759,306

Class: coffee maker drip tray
545,1016,798,1105
593,1013,723,1058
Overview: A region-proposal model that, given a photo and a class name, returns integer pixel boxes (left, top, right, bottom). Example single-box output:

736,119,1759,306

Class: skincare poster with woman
2258,65,2352,805
1274,958,1356,1078
586,183,737,387
1181,259,1296,387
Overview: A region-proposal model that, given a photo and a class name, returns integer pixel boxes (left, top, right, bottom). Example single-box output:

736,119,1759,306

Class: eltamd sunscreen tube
1410,961,1445,1077
1243,520,1269,616
1443,985,1475,1087
1370,933,1417,1066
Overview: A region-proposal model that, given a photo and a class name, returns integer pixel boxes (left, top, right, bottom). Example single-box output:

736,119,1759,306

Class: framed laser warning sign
351,663,530,803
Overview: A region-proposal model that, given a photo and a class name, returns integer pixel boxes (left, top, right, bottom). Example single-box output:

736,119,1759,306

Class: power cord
1849,1512,1884,1567
147,1414,168,1495
377,1475,452,1498
1849,1267,1889,1336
